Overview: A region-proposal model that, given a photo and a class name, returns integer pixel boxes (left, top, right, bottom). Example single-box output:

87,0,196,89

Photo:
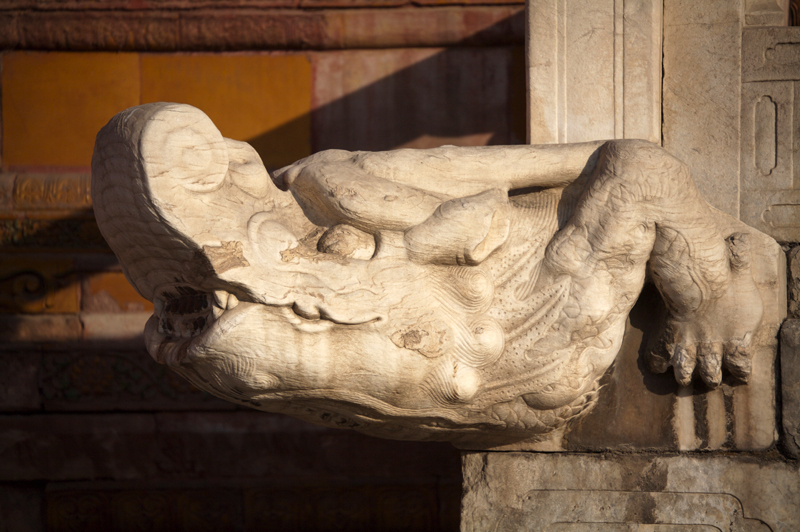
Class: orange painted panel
81,271,153,313
0,257,79,314
141,54,311,170
2,52,140,167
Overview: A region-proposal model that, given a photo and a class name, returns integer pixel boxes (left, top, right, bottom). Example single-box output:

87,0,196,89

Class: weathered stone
663,0,742,217
526,0,661,144
744,0,790,26
743,26,800,82
461,452,800,532
781,319,800,457
740,27,800,242
0,352,40,411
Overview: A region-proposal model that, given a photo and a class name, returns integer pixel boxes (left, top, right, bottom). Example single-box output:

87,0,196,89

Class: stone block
0,352,41,411
744,0,790,26
740,27,800,241
739,79,799,241
781,319,800,457
526,0,661,144
313,47,522,153
663,0,742,217
461,453,800,532
141,53,312,170
81,271,152,313
743,26,800,82
1,52,140,167
0,486,43,532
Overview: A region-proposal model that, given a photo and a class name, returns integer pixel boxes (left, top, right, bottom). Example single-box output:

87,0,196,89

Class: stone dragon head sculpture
92,103,777,446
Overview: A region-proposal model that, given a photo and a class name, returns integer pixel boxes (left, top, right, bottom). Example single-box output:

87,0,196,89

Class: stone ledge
461,452,800,532
0,6,524,51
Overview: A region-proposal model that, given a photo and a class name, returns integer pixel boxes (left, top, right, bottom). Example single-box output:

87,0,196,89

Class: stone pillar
526,0,662,144
662,0,744,217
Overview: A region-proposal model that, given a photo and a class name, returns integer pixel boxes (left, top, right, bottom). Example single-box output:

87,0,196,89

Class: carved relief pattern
740,79,799,240
0,264,78,314
741,27,800,241
754,96,777,176
12,173,92,210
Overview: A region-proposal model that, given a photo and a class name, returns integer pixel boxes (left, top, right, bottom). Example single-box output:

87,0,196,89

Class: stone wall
0,1,527,530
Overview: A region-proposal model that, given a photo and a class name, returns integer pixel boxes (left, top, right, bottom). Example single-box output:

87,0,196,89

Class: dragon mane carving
91,103,776,446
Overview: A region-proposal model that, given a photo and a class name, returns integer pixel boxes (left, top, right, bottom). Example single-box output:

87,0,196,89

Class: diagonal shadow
248,11,527,169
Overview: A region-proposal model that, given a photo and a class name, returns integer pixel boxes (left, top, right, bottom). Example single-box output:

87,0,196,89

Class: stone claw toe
671,343,696,387
723,337,753,383
697,341,723,387
646,346,671,374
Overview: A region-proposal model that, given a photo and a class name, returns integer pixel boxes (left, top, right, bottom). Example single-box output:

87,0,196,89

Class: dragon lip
145,285,247,364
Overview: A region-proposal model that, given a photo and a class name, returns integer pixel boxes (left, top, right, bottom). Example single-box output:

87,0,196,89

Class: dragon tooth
227,294,239,309
213,290,228,308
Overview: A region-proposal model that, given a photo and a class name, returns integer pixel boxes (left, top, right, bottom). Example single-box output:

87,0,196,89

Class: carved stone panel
743,26,800,83
741,27,800,242
461,453,800,532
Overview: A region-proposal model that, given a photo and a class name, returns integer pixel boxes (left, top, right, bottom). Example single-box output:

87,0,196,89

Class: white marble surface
92,103,782,445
